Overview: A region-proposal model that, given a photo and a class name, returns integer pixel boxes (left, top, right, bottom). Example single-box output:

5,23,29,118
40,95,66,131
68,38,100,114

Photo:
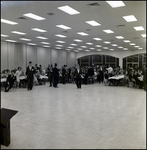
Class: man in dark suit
26,61,35,90
53,63,59,88
75,65,82,89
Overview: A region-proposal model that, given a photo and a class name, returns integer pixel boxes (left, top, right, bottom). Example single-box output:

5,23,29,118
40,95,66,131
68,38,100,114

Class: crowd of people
1,62,146,92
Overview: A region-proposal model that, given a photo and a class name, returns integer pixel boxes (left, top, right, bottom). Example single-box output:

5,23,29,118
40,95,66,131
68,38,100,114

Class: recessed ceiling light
133,26,144,31
109,49,114,51
118,46,123,48
103,47,108,49
32,28,47,32
134,46,139,48
5,39,17,42
56,44,63,47
112,44,118,46
56,41,66,43
20,38,31,41
1,34,9,37
43,45,50,47
41,42,50,44
81,46,87,48
86,42,93,45
104,41,111,44
36,36,48,40
55,34,67,38
70,43,77,46
77,32,88,36
103,29,114,33
141,34,146,37
123,40,131,43
57,5,80,15
115,36,124,39
85,50,90,52
1,19,18,25
106,1,125,8
93,38,102,41
123,48,128,50
97,49,102,51
130,43,136,45
23,13,46,20
138,47,143,49
95,45,102,47
122,15,137,22
86,20,101,26
56,25,71,29
11,31,26,35
73,39,83,42
27,43,36,45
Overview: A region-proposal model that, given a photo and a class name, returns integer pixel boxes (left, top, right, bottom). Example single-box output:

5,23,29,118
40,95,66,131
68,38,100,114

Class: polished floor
1,82,146,149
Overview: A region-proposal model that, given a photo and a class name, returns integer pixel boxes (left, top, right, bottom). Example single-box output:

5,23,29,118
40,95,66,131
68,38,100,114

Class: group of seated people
1,64,146,92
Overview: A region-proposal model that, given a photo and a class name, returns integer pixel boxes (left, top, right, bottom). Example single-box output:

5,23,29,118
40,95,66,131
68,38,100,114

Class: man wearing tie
75,64,82,89
26,61,35,90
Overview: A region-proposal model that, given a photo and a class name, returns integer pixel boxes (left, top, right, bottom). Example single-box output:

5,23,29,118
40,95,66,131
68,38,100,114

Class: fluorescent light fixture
97,49,102,51
77,32,88,36
115,36,124,39
32,28,47,32
138,48,143,49
57,5,80,15
109,49,114,51
141,34,146,37
23,13,45,20
27,43,36,45
55,47,62,49
103,47,108,49
1,34,9,37
123,15,137,22
133,26,144,31
43,45,50,47
73,39,83,42
123,40,130,43
77,48,82,50
134,46,139,48
67,47,74,49
70,44,77,46
20,38,31,41
86,42,93,45
103,29,114,33
5,40,17,42
90,48,95,50
56,41,66,43
123,48,128,50
41,42,50,44
81,46,87,48
55,34,67,38
56,25,71,30
118,46,123,48
106,1,125,8
104,41,111,44
112,44,118,46
1,19,18,25
95,45,102,47
86,20,101,26
130,43,136,45
93,38,102,41
11,31,26,35
56,45,63,47
85,50,90,52
36,36,48,39
74,50,79,52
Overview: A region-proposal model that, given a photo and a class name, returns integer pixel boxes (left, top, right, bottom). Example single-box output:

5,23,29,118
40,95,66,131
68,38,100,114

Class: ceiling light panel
123,48,128,50
93,38,102,41
138,48,143,49
23,13,46,20
133,26,144,31
55,47,62,49
56,45,63,47
77,48,82,50
5,40,17,42
130,43,136,45
115,36,124,39
109,49,114,51
104,41,111,44
57,5,80,15
106,1,125,8
20,38,31,41
55,34,67,38
70,44,77,46
141,34,146,37
32,28,47,32
103,29,114,33
81,46,87,48
56,41,66,43
122,15,137,22
43,45,50,47
123,40,131,43
112,44,118,46
134,46,139,48
1,19,18,25
11,31,26,35
118,46,123,48
56,25,71,29
97,49,102,51
86,20,101,26
103,47,108,49
73,39,83,42
86,43,93,45
36,36,48,39
90,48,95,50
27,43,36,45
85,50,90,52
1,34,9,37
41,42,50,44
95,45,102,47
67,47,74,49
77,32,88,36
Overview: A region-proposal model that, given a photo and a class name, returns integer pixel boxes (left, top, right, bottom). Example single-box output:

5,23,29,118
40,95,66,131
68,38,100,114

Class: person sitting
4,71,16,92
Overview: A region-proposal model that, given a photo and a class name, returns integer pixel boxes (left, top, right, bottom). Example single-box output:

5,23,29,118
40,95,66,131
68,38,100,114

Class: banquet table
108,75,124,86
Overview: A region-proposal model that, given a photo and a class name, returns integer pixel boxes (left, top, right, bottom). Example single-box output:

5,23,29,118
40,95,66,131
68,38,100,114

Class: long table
108,75,124,86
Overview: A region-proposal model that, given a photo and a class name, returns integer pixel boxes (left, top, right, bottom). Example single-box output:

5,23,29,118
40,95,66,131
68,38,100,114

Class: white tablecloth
1,78,7,83
108,75,124,80
39,75,48,79
19,76,26,80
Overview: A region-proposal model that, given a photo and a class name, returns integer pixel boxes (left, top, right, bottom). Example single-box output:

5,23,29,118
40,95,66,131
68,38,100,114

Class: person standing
62,65,66,84
49,65,53,87
26,61,35,90
15,67,22,88
53,63,59,88
75,65,82,89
